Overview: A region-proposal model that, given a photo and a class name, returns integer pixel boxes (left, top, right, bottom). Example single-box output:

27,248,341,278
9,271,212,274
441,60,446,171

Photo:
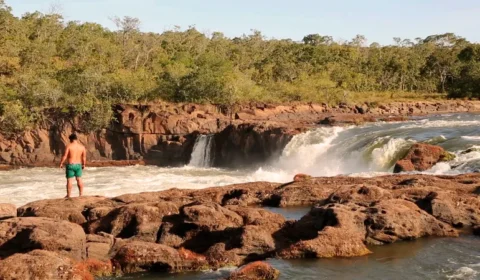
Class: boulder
227,261,280,280
111,241,207,274
279,203,371,258
0,217,86,260
17,196,113,225
364,199,458,244
87,202,178,242
181,202,243,231
0,203,16,220
0,250,92,280
85,233,114,262
394,143,455,173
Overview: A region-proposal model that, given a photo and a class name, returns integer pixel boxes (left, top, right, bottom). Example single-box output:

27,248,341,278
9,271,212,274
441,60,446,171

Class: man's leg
66,178,73,198
76,177,84,196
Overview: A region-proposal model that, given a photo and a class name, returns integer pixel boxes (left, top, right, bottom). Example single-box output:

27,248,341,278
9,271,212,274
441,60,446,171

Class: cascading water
188,135,214,167
1,113,480,207
255,113,480,179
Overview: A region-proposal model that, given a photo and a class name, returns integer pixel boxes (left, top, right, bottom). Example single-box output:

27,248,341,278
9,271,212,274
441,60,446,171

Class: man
59,133,86,198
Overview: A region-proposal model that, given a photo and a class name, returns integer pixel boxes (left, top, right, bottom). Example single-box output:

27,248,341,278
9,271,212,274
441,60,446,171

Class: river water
1,113,479,207
1,113,480,279
107,236,480,280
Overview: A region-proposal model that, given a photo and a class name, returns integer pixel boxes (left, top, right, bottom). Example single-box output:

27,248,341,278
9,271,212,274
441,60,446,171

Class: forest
1,1,480,132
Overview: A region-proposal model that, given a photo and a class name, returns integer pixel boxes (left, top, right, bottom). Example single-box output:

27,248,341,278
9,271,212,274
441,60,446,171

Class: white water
189,135,214,167
1,113,480,207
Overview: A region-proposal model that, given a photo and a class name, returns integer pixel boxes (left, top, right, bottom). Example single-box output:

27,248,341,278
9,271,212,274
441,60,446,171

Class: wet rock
0,250,92,280
227,261,280,280
0,203,16,220
111,241,207,274
474,226,480,236
461,147,480,155
279,203,371,258
0,217,86,260
394,143,455,173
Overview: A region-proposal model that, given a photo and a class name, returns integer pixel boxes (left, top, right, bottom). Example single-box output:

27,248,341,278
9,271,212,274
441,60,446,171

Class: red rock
293,173,311,182
111,241,207,274
0,250,93,280
87,202,179,242
227,261,280,280
394,143,454,173
0,203,16,220
17,196,113,225
0,217,86,260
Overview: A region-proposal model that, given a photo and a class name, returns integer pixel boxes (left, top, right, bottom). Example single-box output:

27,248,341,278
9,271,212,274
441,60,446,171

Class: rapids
1,113,480,207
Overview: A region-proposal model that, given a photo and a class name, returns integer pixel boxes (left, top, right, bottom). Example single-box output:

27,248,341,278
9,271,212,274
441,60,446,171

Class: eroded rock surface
0,250,92,280
3,173,480,278
0,203,16,220
0,217,86,260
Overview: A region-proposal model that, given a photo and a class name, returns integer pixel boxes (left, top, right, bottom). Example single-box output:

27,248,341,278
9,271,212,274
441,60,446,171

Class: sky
6,0,480,45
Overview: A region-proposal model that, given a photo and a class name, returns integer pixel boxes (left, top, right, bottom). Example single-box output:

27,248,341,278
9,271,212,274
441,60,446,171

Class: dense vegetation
1,1,480,132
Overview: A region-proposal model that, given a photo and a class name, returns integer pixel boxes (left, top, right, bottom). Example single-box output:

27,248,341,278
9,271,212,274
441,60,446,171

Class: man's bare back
63,142,86,164
59,134,86,198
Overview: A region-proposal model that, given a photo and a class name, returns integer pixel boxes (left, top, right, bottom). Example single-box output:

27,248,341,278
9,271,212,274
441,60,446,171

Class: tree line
1,1,479,132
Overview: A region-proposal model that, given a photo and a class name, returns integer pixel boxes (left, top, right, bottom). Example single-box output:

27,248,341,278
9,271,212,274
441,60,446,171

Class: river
1,113,480,279
1,113,479,207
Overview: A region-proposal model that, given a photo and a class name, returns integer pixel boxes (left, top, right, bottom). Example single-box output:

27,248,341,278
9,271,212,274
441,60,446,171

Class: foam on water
1,113,480,207
447,267,478,280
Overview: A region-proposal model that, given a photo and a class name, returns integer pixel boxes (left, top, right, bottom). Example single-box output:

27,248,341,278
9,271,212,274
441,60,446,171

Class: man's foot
64,195,71,199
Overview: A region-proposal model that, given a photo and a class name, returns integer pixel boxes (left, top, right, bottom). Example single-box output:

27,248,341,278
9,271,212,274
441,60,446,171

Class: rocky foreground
0,173,479,279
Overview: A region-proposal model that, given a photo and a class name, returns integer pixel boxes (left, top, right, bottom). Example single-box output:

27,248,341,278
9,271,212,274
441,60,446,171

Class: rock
355,104,369,114
87,202,178,242
111,241,207,274
0,250,93,280
204,242,242,268
461,147,480,154
279,203,371,258
85,233,114,261
0,203,16,220
364,199,458,244
181,202,243,231
0,217,86,260
474,226,480,236
75,258,113,278
415,192,480,227
17,196,113,225
227,261,280,280
293,173,312,182
394,143,454,173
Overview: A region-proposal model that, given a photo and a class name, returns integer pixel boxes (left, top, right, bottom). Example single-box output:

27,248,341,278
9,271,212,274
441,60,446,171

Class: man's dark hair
69,133,78,142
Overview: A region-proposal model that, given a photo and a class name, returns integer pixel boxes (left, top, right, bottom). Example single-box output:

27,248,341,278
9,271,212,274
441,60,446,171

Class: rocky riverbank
0,173,479,279
1,100,479,168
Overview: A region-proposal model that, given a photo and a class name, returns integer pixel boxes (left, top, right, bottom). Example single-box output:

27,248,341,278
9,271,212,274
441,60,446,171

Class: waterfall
189,135,214,167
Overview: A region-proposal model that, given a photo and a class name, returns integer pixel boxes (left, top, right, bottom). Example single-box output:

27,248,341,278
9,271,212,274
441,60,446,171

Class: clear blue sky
7,0,480,45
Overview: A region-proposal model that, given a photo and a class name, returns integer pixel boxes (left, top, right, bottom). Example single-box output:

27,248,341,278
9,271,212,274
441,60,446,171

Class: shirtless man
59,133,86,198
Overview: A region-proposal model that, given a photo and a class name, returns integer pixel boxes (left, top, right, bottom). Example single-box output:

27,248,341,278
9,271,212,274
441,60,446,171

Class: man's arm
82,147,86,169
59,146,70,168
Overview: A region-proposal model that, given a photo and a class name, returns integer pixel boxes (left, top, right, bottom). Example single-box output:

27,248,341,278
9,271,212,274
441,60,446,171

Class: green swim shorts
66,164,83,179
